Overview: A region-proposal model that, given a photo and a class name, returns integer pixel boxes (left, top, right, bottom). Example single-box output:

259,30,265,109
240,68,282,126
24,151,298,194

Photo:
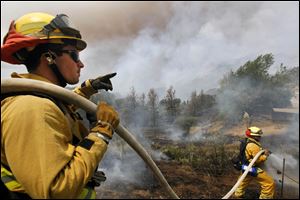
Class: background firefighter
1,12,120,199
234,126,276,199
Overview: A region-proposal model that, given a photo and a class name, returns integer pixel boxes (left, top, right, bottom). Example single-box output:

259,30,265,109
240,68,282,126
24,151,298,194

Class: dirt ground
96,117,299,199
97,161,298,199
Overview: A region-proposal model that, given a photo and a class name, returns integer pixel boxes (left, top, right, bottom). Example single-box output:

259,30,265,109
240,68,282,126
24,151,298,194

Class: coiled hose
222,149,265,199
1,78,179,199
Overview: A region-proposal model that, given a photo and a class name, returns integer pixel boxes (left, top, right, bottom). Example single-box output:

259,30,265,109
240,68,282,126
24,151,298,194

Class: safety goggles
60,50,80,63
42,14,82,38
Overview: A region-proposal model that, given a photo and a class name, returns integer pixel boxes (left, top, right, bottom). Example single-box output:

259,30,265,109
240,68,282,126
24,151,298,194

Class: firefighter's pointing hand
74,73,117,98
90,73,117,91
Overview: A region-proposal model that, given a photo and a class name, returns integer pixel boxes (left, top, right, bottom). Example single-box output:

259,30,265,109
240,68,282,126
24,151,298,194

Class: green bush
161,141,236,176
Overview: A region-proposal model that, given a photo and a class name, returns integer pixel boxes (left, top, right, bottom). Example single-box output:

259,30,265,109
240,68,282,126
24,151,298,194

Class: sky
1,1,299,99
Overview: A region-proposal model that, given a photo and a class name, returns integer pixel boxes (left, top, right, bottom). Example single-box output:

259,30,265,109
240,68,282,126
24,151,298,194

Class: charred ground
97,117,299,199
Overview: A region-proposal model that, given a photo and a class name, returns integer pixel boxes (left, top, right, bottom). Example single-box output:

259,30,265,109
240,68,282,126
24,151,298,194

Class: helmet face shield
42,14,81,39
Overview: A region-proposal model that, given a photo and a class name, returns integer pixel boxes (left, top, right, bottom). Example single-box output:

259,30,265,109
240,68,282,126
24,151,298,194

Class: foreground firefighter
233,126,275,199
1,12,120,198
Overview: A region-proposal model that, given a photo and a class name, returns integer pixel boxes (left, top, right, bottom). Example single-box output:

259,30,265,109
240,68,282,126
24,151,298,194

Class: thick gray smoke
95,126,167,197
1,1,299,99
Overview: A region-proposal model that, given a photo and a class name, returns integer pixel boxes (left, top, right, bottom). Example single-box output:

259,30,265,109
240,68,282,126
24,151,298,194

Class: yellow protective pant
234,171,275,199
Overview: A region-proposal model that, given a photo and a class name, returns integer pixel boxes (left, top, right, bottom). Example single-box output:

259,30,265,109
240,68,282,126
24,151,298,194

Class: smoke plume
1,1,299,99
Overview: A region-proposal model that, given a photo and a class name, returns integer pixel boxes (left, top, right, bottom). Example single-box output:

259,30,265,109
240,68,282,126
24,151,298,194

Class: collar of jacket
11,72,53,83
246,137,262,147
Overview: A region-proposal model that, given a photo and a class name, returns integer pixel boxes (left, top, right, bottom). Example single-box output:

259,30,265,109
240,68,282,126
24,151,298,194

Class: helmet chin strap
44,51,67,87
49,63,67,87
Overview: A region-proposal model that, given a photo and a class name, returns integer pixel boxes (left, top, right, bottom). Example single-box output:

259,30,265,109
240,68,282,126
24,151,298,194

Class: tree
185,90,216,117
136,92,149,128
186,91,200,116
218,54,293,123
147,89,159,127
127,87,138,112
235,54,273,84
160,86,181,123
271,64,299,87
125,87,138,126
140,93,146,107
199,90,216,114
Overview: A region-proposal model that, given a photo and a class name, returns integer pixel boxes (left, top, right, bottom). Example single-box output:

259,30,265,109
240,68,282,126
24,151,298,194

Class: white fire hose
222,149,265,199
1,78,179,199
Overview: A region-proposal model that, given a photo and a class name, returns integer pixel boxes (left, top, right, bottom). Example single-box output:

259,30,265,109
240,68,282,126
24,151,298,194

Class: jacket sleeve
69,82,96,112
73,79,97,99
246,143,268,165
2,95,107,199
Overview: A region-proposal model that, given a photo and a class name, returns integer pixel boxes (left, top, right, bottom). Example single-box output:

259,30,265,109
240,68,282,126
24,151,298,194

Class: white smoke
108,1,299,99
1,1,299,99
95,125,164,189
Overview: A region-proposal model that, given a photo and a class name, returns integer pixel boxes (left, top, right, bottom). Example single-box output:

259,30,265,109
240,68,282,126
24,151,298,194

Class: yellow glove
74,79,96,98
90,101,120,139
264,149,272,156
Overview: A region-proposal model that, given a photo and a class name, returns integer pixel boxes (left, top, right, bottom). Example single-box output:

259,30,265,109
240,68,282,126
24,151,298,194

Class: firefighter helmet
1,12,87,64
245,126,263,137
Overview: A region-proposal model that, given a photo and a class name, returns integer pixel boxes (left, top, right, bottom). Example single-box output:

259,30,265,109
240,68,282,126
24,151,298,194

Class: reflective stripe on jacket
1,165,96,199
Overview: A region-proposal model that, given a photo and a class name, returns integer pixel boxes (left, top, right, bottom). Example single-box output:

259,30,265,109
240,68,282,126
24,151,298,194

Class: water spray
269,153,299,197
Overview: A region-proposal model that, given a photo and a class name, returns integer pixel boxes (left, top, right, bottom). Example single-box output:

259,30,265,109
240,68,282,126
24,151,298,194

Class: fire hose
222,149,265,199
1,78,179,199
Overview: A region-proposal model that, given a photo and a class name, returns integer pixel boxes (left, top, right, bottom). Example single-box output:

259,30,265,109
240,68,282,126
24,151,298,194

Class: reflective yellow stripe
1,166,23,190
5,180,22,190
2,166,96,198
91,190,96,199
1,174,16,183
85,188,92,199
1,166,13,176
77,186,96,199
78,188,89,199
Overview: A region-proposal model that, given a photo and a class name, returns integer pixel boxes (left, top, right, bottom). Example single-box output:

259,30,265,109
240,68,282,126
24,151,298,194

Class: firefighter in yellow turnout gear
1,12,119,199
234,126,275,199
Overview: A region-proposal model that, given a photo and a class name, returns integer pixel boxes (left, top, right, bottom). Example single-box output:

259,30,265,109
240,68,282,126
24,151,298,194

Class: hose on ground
1,78,179,199
222,149,265,199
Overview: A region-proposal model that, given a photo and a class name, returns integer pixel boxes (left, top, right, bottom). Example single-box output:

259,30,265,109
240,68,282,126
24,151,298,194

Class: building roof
272,108,299,114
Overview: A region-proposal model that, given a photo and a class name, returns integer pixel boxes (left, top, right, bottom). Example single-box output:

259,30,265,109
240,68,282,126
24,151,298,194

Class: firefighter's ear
44,52,56,65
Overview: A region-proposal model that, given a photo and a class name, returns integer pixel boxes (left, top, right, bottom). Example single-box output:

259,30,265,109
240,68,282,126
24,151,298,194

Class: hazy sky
1,1,299,99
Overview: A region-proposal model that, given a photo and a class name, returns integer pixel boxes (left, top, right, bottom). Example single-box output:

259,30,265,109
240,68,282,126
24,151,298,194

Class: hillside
96,116,299,199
